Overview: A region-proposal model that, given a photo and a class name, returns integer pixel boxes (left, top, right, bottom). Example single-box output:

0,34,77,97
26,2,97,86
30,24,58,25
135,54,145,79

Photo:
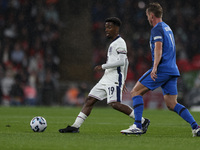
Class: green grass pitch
0,106,199,150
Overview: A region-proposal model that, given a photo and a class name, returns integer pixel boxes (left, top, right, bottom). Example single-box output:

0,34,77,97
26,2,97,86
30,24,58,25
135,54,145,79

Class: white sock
129,110,135,119
141,117,145,124
72,112,87,128
129,110,145,124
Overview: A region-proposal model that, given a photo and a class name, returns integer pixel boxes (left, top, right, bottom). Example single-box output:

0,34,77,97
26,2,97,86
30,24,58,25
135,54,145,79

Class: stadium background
0,0,199,109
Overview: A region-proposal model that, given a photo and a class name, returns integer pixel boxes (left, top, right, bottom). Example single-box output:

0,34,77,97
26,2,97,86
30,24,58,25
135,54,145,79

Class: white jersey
99,36,128,86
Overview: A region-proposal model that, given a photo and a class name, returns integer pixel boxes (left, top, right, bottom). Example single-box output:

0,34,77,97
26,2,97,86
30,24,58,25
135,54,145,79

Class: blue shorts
139,69,178,95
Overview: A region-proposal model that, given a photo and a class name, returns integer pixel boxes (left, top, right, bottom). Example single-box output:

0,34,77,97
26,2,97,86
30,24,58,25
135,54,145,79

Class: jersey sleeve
151,27,163,43
102,54,126,69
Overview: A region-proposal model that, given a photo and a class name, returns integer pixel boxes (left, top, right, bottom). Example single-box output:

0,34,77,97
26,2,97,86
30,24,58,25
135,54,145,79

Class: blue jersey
150,22,180,76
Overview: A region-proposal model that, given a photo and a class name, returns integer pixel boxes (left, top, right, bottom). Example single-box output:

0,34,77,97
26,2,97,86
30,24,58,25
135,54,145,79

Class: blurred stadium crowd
91,0,200,81
91,0,200,108
0,0,60,106
0,0,199,107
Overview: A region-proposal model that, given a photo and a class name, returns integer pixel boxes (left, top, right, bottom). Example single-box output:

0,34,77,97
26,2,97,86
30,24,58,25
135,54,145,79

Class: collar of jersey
153,21,163,29
113,35,120,42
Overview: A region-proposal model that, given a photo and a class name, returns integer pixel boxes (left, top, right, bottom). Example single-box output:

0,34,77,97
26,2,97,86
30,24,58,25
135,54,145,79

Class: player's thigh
161,76,178,95
88,83,107,101
138,69,162,91
139,70,169,90
105,84,122,104
133,69,164,96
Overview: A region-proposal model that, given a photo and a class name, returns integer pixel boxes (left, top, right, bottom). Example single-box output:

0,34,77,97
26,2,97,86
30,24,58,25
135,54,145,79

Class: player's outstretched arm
102,54,126,69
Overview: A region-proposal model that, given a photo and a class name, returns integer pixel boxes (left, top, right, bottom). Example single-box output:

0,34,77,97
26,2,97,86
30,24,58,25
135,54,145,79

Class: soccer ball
30,116,47,132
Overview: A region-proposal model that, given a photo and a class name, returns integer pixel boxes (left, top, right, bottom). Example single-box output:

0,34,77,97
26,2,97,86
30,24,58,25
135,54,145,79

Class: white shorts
88,82,123,104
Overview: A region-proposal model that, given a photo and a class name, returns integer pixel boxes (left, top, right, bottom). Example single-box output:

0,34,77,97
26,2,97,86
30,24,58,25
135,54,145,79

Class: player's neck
153,18,162,27
112,34,120,41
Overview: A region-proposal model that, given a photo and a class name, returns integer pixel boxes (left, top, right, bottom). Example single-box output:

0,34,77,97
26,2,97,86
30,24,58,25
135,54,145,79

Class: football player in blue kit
121,2,200,137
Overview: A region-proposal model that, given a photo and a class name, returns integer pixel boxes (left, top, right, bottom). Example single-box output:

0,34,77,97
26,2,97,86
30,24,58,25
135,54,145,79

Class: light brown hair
146,2,163,18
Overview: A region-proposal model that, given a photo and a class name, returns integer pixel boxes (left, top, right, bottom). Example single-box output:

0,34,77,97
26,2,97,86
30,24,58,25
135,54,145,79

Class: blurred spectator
9,74,24,106
185,73,200,108
77,82,89,104
1,69,15,105
63,85,80,106
23,83,37,106
10,42,25,67
40,71,56,106
44,4,59,24
1,44,11,65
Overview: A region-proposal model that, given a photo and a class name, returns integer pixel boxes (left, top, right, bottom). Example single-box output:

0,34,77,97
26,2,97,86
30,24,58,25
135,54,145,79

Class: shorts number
108,87,115,95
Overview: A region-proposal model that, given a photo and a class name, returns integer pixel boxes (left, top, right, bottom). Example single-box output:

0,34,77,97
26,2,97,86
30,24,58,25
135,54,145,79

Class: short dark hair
146,2,163,18
105,17,122,27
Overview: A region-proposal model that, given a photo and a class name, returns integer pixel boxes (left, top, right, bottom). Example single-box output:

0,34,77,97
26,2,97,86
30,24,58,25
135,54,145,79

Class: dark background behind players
0,0,199,108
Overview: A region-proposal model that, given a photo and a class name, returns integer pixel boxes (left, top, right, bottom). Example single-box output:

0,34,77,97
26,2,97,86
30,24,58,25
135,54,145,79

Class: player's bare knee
130,89,137,97
166,105,173,111
109,102,115,108
166,103,176,111
109,102,119,110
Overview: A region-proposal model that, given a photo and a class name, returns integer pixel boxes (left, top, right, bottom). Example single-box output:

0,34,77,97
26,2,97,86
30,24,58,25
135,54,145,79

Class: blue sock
174,103,198,129
132,95,144,129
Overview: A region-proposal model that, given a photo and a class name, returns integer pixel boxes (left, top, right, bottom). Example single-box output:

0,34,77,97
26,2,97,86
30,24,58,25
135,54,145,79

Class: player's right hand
150,67,157,81
94,65,103,71
122,84,128,93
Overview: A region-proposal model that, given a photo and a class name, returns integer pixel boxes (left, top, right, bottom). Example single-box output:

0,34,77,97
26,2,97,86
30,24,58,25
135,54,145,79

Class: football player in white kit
59,17,150,133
